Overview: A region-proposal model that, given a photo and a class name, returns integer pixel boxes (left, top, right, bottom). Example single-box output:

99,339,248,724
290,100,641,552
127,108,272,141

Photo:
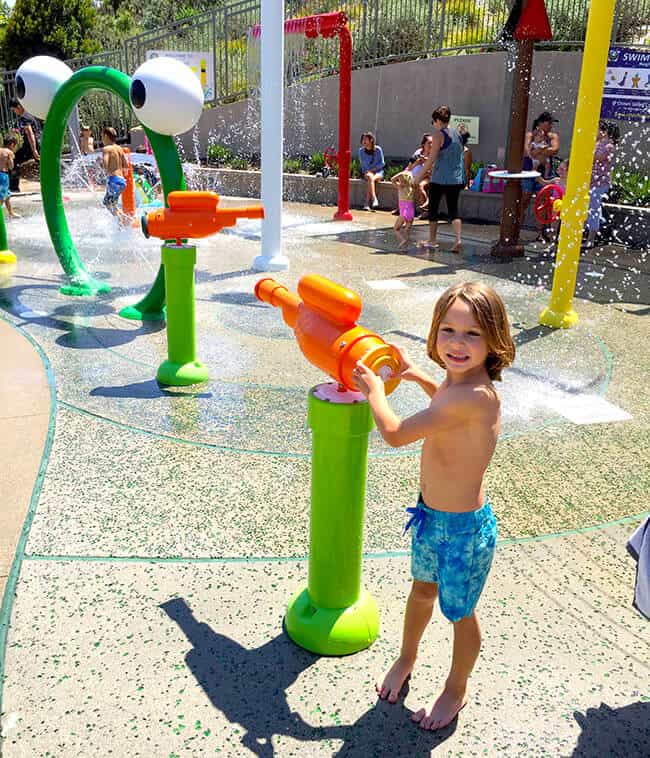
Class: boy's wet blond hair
426,281,515,381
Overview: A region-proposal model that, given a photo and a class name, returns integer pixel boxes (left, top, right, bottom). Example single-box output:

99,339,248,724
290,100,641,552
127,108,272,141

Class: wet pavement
0,190,648,756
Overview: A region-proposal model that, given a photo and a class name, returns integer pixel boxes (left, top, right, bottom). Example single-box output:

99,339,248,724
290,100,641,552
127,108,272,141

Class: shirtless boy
0,136,20,218
101,127,129,220
353,281,515,731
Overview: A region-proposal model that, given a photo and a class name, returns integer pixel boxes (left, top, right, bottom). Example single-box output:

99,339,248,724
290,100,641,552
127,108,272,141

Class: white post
253,0,289,272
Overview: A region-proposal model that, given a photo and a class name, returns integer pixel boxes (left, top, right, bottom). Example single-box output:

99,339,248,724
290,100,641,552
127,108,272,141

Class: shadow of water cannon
254,273,402,394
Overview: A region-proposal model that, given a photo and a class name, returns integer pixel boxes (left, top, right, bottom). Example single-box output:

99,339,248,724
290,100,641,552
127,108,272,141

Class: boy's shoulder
435,380,498,418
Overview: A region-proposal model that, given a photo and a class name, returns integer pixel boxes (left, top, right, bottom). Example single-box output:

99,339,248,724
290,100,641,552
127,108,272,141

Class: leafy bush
207,143,234,166
349,157,361,178
283,157,303,174
609,168,650,207
308,151,326,174
229,156,249,170
384,164,403,181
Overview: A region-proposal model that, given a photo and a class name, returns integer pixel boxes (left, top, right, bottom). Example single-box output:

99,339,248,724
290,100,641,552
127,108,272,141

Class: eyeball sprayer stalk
254,274,401,395
141,191,264,386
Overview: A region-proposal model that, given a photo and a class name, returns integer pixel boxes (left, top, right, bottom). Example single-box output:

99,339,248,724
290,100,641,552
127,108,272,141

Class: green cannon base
119,304,166,322
60,276,111,297
285,586,379,656
157,359,208,387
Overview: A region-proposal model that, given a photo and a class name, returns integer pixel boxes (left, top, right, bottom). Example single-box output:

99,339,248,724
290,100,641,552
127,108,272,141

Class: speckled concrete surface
0,192,648,756
2,525,649,757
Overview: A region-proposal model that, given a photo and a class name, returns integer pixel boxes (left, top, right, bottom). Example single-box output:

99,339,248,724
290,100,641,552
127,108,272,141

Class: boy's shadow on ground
570,701,650,757
161,598,456,757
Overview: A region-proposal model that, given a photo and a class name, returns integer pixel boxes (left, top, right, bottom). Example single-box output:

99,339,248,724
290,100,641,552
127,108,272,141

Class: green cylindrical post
285,385,380,655
0,207,15,263
156,243,208,386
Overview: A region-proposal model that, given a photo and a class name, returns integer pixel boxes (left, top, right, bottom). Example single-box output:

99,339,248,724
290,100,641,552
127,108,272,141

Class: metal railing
1,0,649,140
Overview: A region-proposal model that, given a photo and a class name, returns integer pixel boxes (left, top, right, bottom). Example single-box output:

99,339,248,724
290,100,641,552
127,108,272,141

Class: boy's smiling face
436,298,488,376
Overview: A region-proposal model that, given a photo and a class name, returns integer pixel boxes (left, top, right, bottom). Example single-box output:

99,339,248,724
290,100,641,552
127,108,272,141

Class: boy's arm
102,148,110,172
7,152,14,170
353,363,475,448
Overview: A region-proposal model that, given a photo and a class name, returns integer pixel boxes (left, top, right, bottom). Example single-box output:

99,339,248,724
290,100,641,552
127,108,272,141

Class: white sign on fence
146,50,214,101
449,115,480,144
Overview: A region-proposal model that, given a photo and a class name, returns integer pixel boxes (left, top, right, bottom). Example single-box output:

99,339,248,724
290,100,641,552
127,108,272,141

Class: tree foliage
3,0,99,68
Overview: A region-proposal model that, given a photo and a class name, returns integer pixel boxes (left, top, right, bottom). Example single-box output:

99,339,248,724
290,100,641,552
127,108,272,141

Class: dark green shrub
609,168,650,207
228,156,249,170
308,151,326,174
283,157,303,174
384,164,403,181
207,144,234,165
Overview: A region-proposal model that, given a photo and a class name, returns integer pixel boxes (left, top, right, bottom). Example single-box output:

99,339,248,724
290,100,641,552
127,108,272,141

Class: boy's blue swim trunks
406,494,497,622
0,171,10,201
103,175,127,207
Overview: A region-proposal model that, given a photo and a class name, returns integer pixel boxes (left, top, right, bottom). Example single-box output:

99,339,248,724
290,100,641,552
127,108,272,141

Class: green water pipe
0,207,15,263
40,65,185,318
156,243,208,386
285,387,379,655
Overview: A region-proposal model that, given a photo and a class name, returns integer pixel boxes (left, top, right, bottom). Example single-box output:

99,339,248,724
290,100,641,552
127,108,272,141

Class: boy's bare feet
398,238,409,249
411,686,468,730
451,241,463,253
376,656,413,703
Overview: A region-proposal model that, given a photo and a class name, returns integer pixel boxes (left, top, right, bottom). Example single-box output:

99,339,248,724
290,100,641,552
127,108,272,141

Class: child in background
358,132,385,211
391,168,416,248
584,120,618,249
353,281,515,732
100,126,129,222
79,125,94,154
0,136,20,218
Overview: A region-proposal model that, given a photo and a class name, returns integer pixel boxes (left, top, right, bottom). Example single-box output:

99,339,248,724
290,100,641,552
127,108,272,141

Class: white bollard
253,0,289,272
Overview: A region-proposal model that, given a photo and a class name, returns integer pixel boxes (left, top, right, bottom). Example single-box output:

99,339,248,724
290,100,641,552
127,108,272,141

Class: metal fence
2,0,649,140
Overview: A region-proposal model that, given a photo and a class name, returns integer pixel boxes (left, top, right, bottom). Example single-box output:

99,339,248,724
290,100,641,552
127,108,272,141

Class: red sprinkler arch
251,11,353,221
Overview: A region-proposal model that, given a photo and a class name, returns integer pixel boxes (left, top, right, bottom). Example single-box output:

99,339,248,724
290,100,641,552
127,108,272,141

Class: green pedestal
156,243,207,386
119,265,166,322
285,384,379,656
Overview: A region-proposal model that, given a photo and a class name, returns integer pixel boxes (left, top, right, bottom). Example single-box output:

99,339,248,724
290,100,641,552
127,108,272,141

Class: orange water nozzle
255,274,401,395
141,191,264,241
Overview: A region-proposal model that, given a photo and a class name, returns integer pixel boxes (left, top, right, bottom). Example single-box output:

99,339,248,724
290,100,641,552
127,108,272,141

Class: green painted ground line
0,318,58,721
19,508,650,566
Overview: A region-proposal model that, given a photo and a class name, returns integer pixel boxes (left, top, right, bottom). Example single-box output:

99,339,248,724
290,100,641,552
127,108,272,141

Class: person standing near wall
8,97,40,192
584,120,618,249
416,105,466,253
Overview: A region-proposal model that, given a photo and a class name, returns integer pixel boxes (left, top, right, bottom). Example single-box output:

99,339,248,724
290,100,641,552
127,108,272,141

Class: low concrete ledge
193,167,541,225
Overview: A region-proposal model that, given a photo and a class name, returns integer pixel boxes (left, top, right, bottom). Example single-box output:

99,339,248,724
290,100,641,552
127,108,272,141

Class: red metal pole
335,24,353,221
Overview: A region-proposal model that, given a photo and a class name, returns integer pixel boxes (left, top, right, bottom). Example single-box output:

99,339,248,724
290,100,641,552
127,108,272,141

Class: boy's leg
399,220,412,248
412,611,479,729
5,196,19,218
377,580,438,702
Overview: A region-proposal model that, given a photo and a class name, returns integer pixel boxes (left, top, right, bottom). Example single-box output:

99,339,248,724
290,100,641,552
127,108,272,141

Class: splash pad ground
0,190,648,756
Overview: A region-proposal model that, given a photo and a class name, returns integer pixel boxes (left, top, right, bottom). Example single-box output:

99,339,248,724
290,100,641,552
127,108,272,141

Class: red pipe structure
251,12,353,221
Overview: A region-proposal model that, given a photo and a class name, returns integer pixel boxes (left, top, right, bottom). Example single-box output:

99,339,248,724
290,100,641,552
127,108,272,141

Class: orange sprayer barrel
255,274,401,395
121,147,136,217
142,191,264,241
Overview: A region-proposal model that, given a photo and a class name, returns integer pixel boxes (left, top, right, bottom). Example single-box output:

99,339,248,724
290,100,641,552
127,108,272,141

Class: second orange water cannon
255,274,401,395
141,191,264,241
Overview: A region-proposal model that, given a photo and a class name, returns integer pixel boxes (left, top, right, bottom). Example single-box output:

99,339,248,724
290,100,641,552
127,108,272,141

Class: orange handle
142,191,264,240
255,275,401,395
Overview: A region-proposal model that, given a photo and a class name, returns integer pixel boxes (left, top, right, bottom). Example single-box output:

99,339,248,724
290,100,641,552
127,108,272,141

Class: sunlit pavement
0,191,648,756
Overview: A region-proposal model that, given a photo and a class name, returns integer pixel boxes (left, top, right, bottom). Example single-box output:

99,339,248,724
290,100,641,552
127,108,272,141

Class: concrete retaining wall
174,51,648,171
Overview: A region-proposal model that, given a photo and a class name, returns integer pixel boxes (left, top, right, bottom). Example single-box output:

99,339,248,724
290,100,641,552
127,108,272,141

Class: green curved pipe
40,65,186,319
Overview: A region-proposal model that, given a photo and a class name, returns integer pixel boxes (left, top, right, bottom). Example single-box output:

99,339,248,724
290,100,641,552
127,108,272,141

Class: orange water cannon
255,274,401,395
141,191,264,243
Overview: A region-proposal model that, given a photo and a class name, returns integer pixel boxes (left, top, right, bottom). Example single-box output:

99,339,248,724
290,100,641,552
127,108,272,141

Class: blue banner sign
601,47,650,122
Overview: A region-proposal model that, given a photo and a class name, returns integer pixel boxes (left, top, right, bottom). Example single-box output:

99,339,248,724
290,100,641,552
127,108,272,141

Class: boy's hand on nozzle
389,344,420,383
352,360,385,398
